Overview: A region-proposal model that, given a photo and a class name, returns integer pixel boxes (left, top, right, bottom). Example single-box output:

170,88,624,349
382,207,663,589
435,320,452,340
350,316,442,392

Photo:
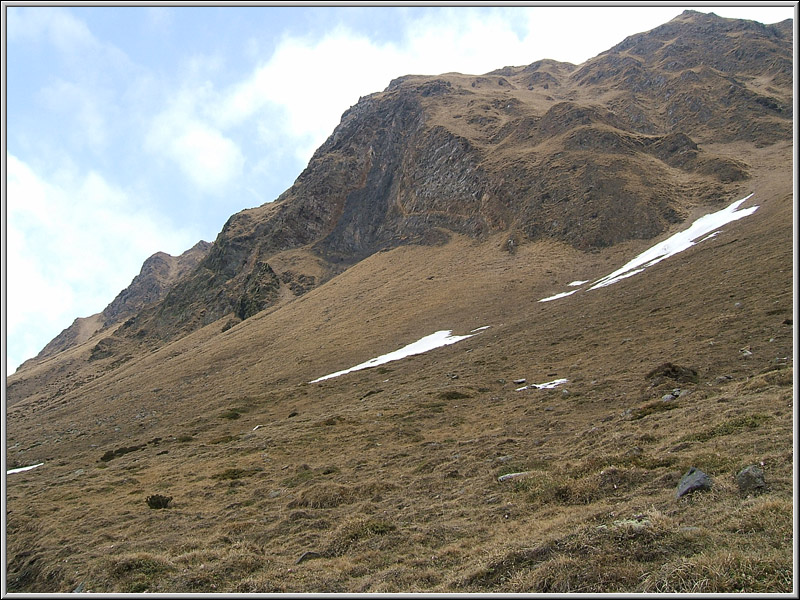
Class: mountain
5,11,794,593
14,11,790,371
17,241,212,370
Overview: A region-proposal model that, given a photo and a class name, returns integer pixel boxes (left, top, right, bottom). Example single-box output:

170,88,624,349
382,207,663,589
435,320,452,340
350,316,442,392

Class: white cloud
7,6,96,51
6,154,196,373
215,13,536,163
160,119,245,191
146,88,245,192
37,79,109,152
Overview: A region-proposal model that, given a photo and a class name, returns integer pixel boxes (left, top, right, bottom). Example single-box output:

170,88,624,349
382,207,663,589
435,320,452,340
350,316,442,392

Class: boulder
735,465,766,493
676,467,712,498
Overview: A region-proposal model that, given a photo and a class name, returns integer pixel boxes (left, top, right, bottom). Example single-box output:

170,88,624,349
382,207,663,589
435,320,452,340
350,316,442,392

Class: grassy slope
5,141,793,592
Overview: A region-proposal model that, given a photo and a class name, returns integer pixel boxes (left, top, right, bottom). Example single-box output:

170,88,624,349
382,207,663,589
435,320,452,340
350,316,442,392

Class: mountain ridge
12,9,791,377
16,241,212,372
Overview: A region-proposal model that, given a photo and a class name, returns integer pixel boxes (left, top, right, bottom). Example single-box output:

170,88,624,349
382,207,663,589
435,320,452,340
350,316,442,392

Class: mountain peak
17,241,212,370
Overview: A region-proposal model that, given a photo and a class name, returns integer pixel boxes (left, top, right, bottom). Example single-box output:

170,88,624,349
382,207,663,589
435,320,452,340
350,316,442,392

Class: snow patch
537,194,758,301
516,378,568,391
589,195,757,289
538,290,578,303
568,280,589,287
7,462,44,475
310,328,487,383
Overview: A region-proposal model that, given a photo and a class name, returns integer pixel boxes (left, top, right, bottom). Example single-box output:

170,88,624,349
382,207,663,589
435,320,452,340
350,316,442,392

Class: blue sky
4,4,794,374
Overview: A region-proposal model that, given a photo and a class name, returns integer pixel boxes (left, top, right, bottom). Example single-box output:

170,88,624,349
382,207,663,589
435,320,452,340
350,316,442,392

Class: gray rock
676,467,712,498
296,551,323,564
735,465,766,493
679,526,701,534
498,471,533,483
661,393,677,402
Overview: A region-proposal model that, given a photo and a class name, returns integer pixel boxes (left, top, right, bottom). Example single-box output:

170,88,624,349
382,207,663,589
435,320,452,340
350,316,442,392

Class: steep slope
15,241,212,372
6,147,793,592
5,11,794,593
100,240,212,326
13,9,788,374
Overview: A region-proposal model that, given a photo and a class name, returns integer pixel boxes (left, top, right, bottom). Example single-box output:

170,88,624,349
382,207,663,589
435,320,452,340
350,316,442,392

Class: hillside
5,11,794,593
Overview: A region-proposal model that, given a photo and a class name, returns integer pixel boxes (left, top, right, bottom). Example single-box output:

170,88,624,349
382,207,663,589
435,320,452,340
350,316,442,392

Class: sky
3,4,795,374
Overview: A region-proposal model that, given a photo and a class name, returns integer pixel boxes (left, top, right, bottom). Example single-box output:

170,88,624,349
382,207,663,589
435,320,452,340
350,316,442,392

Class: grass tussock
105,552,176,593
640,549,793,592
438,390,471,400
458,509,714,592
212,467,261,480
289,483,355,508
325,518,398,557
726,497,793,538
681,414,771,443
219,407,249,420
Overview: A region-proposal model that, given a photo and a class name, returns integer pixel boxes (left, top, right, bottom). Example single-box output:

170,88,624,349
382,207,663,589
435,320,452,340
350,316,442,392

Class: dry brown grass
5,138,794,592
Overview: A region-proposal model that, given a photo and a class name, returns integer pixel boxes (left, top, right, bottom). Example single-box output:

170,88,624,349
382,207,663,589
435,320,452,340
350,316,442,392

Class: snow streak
310,328,487,383
516,378,569,391
7,462,44,475
538,194,758,302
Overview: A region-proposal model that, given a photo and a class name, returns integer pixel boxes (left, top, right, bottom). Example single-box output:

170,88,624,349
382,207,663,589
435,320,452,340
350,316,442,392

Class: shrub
146,494,173,509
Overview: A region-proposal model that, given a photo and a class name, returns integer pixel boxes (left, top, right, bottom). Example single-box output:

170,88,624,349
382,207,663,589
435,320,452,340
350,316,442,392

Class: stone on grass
735,465,766,493
296,551,323,564
676,467,712,498
498,471,533,483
